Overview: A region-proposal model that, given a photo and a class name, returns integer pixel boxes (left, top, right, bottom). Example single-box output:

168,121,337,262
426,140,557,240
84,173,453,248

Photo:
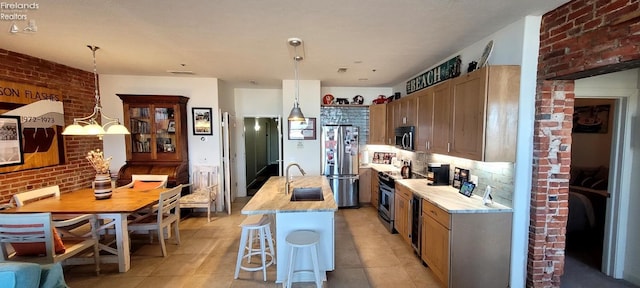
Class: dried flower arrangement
86,149,111,174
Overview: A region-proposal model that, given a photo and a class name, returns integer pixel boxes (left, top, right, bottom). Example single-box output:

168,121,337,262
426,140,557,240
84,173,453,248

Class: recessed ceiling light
354,60,363,64
358,78,368,81
337,67,348,73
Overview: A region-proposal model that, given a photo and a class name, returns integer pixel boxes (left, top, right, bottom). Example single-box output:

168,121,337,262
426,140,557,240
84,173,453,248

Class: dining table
3,186,169,273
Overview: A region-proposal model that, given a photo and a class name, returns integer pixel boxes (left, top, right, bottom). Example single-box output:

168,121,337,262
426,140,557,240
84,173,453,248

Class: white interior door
221,110,232,215
277,116,283,176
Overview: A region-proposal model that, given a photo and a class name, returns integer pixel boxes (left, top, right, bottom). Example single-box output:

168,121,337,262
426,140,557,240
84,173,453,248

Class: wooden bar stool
284,230,322,288
234,214,275,281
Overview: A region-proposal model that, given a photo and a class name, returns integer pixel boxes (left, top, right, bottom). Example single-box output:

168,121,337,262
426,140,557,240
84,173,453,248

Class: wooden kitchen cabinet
368,104,387,144
430,81,453,155
358,168,371,204
414,82,450,152
449,65,520,162
394,183,412,245
421,198,512,288
386,102,395,145
116,94,190,188
400,96,417,127
371,170,379,208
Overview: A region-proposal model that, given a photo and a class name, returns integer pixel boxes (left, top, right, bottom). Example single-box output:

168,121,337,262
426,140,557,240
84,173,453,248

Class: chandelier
62,45,130,138
287,37,305,121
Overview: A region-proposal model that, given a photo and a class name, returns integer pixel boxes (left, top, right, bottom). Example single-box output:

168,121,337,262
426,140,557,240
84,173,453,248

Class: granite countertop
241,176,338,215
396,179,513,214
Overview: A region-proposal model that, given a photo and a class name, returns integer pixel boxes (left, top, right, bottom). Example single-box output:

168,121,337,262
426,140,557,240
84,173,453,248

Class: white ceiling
0,0,568,89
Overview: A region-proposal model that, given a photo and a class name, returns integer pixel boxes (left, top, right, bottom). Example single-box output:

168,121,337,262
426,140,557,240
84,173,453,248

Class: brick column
528,80,574,287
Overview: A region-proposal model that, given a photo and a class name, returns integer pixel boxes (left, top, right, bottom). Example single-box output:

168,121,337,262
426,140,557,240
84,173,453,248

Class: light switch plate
470,174,479,184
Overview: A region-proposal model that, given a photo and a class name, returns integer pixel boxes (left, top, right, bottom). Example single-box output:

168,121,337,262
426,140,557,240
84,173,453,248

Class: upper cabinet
415,81,450,153
368,104,387,145
449,65,520,162
116,94,190,187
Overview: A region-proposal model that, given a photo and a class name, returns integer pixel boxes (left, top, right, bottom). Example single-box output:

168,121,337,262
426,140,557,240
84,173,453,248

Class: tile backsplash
364,146,514,207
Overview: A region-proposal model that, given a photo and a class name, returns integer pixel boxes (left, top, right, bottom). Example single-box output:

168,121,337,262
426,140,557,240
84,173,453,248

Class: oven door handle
379,209,392,222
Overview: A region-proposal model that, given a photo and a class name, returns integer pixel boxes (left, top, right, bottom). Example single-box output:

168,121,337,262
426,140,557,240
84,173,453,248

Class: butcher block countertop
241,176,338,215
396,179,512,214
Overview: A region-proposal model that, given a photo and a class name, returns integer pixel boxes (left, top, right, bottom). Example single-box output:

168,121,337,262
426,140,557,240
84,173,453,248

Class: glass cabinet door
154,106,176,155
128,106,151,154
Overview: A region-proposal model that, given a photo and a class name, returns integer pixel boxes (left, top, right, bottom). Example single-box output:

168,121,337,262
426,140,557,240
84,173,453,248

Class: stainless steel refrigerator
321,125,359,208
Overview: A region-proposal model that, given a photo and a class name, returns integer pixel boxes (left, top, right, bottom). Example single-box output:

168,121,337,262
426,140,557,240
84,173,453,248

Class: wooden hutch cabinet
115,94,190,188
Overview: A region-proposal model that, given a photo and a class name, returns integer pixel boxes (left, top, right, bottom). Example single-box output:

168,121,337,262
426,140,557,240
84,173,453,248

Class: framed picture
0,115,24,167
288,117,316,140
192,107,213,135
573,104,610,133
459,181,476,197
167,120,176,133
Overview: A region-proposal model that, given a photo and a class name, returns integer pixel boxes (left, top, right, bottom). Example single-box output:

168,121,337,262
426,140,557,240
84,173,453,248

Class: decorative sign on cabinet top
406,55,461,94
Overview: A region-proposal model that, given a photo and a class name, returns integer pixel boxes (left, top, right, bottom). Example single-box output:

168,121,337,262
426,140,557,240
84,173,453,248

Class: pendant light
287,37,305,121
62,45,130,138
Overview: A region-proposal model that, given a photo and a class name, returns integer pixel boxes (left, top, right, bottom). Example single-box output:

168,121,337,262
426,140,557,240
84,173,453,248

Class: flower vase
93,173,113,200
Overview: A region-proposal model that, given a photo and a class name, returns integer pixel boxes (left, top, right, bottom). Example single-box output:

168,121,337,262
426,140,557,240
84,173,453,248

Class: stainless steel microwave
394,126,415,151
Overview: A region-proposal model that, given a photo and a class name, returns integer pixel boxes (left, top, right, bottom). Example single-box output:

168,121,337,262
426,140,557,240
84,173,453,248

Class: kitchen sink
290,187,324,201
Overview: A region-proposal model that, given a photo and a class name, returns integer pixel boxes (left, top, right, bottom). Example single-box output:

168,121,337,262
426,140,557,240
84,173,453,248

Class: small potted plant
86,149,113,199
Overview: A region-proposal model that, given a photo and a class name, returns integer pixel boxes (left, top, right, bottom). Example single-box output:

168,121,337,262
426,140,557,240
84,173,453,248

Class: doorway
244,117,282,196
563,68,639,283
566,98,615,271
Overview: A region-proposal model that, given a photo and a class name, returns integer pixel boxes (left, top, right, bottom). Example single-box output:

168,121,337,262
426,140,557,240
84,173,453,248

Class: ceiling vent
337,67,347,73
166,70,194,75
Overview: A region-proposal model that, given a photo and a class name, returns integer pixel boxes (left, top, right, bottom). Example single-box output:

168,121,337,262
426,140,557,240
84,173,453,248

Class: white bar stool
284,230,322,288
234,214,275,281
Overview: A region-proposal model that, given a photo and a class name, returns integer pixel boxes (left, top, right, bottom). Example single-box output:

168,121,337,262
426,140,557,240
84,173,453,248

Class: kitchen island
241,176,338,284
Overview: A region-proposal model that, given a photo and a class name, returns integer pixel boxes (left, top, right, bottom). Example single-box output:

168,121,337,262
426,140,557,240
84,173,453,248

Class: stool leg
310,244,322,288
286,246,298,288
234,228,249,279
259,227,267,281
265,224,276,265
247,229,254,264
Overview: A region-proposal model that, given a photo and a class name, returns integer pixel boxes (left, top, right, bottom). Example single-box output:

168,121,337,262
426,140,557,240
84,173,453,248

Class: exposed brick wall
539,0,640,80
0,48,102,203
531,0,640,286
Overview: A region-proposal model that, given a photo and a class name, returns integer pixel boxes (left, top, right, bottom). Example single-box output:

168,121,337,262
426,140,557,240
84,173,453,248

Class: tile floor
64,197,440,288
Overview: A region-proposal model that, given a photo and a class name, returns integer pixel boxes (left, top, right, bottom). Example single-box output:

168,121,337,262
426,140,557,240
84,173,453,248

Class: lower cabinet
421,199,512,288
394,184,412,245
358,168,371,204
371,171,379,208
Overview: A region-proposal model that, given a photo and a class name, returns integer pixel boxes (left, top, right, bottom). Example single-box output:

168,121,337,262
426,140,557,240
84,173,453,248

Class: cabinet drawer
396,183,413,199
422,199,450,229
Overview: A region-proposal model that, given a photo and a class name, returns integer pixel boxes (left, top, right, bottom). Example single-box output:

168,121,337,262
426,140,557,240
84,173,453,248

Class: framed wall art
288,117,316,140
573,104,610,134
0,115,24,167
192,107,213,135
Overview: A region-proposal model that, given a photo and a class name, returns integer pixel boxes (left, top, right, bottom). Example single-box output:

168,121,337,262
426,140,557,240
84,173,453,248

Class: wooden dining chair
180,166,218,222
0,212,101,275
118,174,168,190
12,186,94,236
128,185,182,257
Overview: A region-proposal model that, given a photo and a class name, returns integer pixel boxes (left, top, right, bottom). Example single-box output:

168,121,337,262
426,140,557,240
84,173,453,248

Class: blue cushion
0,262,41,288
0,262,68,288
39,263,68,288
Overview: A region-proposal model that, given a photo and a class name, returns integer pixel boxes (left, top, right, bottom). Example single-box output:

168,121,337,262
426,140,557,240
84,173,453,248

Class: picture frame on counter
459,181,475,197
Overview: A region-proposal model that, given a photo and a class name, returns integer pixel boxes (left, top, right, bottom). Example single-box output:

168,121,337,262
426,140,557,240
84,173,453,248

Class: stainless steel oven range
377,171,396,233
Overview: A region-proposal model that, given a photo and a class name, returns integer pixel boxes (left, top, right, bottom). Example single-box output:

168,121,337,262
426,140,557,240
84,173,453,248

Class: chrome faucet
285,162,306,195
